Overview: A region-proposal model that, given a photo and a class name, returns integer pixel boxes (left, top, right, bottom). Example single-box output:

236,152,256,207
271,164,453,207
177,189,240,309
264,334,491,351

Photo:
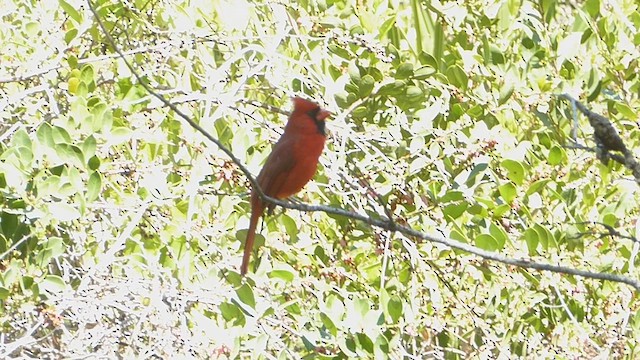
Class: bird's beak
317,108,331,121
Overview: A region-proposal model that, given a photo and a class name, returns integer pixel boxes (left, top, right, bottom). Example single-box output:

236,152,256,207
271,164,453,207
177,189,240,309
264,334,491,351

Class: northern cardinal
241,97,330,275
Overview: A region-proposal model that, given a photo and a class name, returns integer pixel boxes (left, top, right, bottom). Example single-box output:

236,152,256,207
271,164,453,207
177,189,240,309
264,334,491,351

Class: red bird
241,97,330,275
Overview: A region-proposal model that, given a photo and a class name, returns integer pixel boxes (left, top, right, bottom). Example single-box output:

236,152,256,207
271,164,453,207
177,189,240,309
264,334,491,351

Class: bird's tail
241,195,263,275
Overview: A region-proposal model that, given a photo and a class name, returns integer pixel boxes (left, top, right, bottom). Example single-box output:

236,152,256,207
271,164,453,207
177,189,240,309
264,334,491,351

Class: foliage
0,0,639,358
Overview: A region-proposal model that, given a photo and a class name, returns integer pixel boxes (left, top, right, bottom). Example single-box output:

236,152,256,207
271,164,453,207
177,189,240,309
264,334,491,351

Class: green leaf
3,265,17,285
352,106,369,118
354,297,370,316
80,64,95,85
37,123,55,148
378,16,397,38
87,171,102,202
548,145,566,165
108,127,133,145
320,312,337,336
359,75,375,97
41,275,66,293
475,233,500,251
524,228,539,255
374,335,389,358
59,0,82,24
51,126,72,144
0,287,9,300
413,65,436,80
418,51,438,68
489,223,507,249
65,28,78,44
2,211,19,237
385,293,402,323
348,62,362,83
467,105,484,119
489,45,505,64
21,276,34,293
236,284,256,308
67,54,78,68
405,85,423,99
445,64,468,89
328,44,351,59
357,333,374,354
441,190,464,202
338,337,358,357
527,179,550,195
237,229,265,254
269,269,294,282
395,63,414,79
498,182,517,203
443,202,468,219
220,302,246,325
585,0,600,17
90,102,108,132
43,237,65,256
615,102,636,119
36,237,65,267
534,223,556,250
498,82,514,105
82,135,97,159
379,80,406,96
16,146,34,167
358,9,377,33
25,22,39,36
602,213,617,228
280,214,298,237
13,129,32,148
411,0,440,58
324,294,345,322
56,143,85,167
87,155,101,171
587,68,602,101
501,159,526,185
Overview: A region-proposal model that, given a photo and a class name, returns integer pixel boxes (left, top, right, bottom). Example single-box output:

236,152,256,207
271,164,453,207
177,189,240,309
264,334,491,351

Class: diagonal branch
88,1,640,291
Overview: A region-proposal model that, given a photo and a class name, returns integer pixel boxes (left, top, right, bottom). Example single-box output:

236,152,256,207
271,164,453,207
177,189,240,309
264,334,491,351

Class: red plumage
241,97,329,275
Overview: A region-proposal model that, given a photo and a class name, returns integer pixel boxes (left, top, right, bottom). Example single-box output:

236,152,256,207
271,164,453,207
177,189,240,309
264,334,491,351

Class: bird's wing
255,135,297,198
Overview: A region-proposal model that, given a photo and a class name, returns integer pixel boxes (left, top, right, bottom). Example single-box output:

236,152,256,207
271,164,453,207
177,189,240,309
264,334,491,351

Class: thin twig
551,284,601,351
0,233,33,261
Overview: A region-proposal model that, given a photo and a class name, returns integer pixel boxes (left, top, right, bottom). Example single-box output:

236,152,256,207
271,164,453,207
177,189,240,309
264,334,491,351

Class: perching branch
88,1,640,291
